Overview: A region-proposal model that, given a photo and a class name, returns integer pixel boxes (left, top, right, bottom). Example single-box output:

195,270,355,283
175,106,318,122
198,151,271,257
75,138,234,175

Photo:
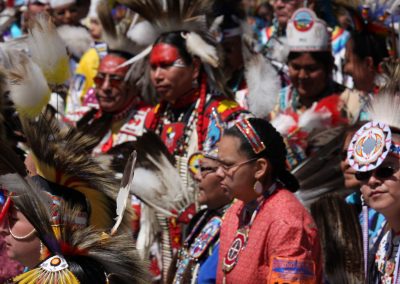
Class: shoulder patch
269,256,316,284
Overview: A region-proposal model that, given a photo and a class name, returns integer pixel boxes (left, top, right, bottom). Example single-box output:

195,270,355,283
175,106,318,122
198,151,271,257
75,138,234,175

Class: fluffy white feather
183,32,219,68
245,54,280,117
298,103,332,132
271,113,297,135
368,92,400,129
127,20,159,47
28,14,70,84
8,54,51,118
57,25,93,59
131,159,186,217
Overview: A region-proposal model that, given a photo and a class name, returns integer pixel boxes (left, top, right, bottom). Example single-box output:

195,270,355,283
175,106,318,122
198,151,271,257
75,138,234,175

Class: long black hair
224,118,299,192
349,31,388,68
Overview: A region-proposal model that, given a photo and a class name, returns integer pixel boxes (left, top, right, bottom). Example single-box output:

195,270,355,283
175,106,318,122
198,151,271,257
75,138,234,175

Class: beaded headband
235,119,266,154
347,121,400,172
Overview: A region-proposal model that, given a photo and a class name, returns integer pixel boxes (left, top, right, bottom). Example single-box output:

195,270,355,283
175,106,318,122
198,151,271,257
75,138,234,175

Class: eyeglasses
218,158,258,175
355,166,398,181
199,166,219,178
94,73,125,88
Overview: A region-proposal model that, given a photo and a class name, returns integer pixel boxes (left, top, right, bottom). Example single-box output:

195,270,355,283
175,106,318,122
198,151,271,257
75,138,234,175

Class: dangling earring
254,180,263,194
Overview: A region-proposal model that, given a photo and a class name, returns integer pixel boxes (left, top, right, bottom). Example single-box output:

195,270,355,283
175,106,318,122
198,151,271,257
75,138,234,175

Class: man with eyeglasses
347,94,400,283
65,51,151,162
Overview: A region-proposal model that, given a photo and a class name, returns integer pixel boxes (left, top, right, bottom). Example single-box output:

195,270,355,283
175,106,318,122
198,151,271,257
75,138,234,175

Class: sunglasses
94,74,125,88
355,166,397,181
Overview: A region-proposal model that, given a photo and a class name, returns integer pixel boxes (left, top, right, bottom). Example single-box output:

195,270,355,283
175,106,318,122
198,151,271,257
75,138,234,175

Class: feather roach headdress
0,162,148,284
19,112,130,233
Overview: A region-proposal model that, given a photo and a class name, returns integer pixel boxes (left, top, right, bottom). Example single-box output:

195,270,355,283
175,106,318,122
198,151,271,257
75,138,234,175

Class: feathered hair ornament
7,51,51,118
27,13,70,85
113,0,220,69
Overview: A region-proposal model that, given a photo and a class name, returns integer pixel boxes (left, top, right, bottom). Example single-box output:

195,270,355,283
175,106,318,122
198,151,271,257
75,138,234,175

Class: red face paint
150,43,184,67
98,54,130,76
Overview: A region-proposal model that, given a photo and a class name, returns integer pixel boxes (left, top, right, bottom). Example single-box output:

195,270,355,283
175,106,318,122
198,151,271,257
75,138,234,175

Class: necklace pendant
223,228,248,273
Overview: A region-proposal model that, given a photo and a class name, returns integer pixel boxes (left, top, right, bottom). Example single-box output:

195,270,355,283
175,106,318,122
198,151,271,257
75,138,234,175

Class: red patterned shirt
217,188,322,284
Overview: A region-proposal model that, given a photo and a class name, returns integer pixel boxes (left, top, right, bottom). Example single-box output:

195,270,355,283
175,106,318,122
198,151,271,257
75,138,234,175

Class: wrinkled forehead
150,43,182,65
98,55,129,76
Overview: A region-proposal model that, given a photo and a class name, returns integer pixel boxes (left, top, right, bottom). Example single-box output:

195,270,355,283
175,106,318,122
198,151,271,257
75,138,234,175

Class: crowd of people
0,0,400,283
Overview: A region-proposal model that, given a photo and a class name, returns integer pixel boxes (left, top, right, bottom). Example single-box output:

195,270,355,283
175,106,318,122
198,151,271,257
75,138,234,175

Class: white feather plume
271,113,297,135
8,53,51,118
111,151,137,236
183,32,219,68
136,204,159,258
131,160,185,217
368,93,400,130
245,54,280,117
28,14,70,85
127,20,159,47
57,25,93,60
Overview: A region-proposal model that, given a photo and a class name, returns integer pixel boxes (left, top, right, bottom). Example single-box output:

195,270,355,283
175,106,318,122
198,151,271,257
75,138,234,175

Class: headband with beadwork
347,121,400,172
235,119,266,154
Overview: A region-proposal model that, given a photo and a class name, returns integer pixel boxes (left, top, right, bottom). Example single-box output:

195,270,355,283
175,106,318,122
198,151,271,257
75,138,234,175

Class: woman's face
194,157,232,210
149,43,198,104
216,136,258,203
344,39,375,93
340,132,360,189
359,155,400,218
288,53,328,100
0,206,41,268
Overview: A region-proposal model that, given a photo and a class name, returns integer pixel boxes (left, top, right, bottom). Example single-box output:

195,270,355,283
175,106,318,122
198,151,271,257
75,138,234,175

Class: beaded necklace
222,184,276,283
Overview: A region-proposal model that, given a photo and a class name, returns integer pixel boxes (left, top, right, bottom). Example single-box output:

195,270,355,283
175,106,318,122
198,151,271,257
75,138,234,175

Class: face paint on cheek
150,43,186,68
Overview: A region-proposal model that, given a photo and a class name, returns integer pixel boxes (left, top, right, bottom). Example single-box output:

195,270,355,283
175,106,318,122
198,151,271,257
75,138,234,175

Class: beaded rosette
347,121,393,172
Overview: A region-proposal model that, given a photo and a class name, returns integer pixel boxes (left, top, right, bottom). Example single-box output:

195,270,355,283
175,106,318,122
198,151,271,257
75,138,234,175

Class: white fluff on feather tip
9,58,51,118
245,54,280,117
184,32,219,68
28,15,70,84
